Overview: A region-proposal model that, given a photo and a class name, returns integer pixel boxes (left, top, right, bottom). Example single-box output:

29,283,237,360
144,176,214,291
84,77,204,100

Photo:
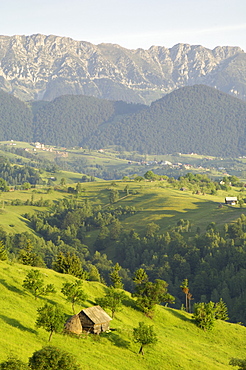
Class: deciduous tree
22,269,56,300
133,278,175,315
0,356,28,370
36,303,65,341
61,280,87,314
229,358,246,370
29,346,82,370
193,301,215,330
133,322,157,355
96,287,126,318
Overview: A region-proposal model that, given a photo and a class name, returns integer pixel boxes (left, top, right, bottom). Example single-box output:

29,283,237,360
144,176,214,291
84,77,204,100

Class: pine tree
214,298,229,320
109,263,123,289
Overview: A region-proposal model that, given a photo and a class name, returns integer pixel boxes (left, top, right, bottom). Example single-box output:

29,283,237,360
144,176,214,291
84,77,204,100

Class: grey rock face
0,34,245,104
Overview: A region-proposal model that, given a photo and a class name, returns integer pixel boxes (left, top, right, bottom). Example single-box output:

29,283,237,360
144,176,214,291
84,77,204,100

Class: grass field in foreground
0,261,246,370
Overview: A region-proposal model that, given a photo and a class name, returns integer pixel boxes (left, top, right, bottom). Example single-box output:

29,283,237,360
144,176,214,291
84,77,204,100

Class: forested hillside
1,85,246,157
88,85,246,157
0,90,33,141
32,95,144,147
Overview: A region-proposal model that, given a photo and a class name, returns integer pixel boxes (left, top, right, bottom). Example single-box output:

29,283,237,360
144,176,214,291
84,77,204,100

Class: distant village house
225,197,237,205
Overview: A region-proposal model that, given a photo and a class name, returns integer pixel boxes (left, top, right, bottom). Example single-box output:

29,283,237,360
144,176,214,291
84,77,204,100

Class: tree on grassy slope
29,346,82,370
214,298,229,321
95,286,126,318
61,279,87,314
133,273,175,316
52,251,87,279
229,358,246,370
22,269,56,300
18,241,45,267
0,356,28,370
109,263,123,289
193,301,215,330
193,299,229,331
36,303,65,341
133,322,157,355
29,346,81,370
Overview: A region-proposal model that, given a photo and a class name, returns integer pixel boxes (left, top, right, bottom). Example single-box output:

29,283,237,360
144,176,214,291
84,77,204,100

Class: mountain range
0,34,246,104
1,84,246,157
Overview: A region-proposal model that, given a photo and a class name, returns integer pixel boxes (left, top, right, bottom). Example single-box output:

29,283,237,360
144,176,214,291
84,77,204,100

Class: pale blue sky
1,0,246,51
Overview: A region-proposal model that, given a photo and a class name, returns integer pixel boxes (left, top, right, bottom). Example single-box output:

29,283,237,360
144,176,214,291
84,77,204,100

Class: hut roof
64,314,83,334
80,305,112,324
225,197,237,201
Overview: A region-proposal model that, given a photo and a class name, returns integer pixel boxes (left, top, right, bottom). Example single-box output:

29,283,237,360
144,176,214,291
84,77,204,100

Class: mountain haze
0,34,246,104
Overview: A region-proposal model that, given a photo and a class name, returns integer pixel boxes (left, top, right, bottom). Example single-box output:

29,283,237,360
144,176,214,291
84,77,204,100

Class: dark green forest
0,90,33,141
87,85,246,157
1,85,246,157
0,159,43,186
32,95,144,147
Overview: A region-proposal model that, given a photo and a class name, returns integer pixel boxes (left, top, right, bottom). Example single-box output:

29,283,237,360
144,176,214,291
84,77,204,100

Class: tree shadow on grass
0,278,25,295
122,297,143,313
169,308,193,323
0,314,37,334
102,331,130,349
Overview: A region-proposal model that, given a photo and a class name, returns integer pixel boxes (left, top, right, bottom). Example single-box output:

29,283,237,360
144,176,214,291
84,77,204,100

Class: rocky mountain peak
0,34,245,104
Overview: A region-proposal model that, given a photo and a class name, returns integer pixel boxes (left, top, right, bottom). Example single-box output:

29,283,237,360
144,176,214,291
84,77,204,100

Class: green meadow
0,261,245,370
0,179,245,238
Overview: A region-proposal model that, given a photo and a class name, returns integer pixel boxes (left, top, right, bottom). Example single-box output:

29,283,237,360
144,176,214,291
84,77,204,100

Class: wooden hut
78,305,112,334
225,197,237,205
64,314,83,335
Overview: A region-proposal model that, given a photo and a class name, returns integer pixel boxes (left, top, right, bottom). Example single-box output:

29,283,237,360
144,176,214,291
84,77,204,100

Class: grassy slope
0,180,245,237
0,261,245,370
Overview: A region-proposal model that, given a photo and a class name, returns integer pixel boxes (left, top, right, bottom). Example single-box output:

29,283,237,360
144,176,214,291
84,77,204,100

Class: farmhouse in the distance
225,197,238,205
65,305,112,335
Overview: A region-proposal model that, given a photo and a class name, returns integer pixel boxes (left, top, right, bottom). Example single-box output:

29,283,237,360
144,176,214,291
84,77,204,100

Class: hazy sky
2,0,246,51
